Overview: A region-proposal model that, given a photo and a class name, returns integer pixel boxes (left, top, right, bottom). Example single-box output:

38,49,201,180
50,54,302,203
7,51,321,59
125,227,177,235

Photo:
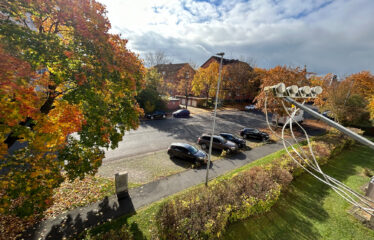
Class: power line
264,85,374,216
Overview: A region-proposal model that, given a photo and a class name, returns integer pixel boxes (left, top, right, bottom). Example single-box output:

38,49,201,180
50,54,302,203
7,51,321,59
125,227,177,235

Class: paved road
104,110,270,161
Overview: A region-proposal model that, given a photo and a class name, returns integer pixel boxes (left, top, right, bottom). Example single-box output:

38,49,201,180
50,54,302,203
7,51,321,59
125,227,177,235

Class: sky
97,0,374,76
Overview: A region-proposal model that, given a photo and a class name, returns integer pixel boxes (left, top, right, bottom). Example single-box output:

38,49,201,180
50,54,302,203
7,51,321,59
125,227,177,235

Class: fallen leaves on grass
0,213,39,240
43,175,114,220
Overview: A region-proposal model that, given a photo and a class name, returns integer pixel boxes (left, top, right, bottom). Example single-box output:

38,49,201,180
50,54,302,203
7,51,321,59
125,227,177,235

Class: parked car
145,110,166,120
197,134,238,152
240,128,269,141
167,143,208,165
219,133,247,149
173,109,190,118
244,105,257,111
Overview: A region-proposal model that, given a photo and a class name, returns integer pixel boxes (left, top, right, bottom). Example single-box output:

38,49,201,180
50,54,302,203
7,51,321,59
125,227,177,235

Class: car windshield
186,145,198,154
252,129,260,133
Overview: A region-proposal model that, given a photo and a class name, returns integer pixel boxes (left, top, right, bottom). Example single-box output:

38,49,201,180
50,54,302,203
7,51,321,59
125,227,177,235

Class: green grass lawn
224,144,374,240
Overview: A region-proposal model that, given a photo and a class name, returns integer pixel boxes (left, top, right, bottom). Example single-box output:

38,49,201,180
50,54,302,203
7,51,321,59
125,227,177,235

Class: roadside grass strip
81,131,370,239
224,144,374,240
98,150,222,185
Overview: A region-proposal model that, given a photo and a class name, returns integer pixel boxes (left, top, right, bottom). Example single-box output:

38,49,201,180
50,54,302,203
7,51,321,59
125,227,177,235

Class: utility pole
285,96,374,150
205,52,224,186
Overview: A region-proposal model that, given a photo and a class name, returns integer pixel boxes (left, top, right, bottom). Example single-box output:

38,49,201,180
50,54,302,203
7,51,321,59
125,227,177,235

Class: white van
272,110,304,126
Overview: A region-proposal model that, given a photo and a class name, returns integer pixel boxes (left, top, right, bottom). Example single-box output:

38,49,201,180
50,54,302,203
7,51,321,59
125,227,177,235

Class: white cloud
97,0,374,75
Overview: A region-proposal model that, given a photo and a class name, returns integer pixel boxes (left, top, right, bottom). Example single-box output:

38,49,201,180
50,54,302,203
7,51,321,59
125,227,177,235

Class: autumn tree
224,62,259,102
136,68,166,113
369,96,374,121
315,71,373,125
255,65,310,117
176,65,195,109
0,0,144,221
192,62,227,105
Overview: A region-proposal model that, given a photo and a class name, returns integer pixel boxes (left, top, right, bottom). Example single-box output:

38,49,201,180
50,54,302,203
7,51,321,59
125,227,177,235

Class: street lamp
205,52,224,186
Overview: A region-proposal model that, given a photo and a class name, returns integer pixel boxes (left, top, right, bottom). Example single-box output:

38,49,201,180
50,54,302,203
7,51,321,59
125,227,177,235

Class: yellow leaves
346,71,374,99
0,142,8,157
32,99,85,151
30,171,39,178
369,95,374,120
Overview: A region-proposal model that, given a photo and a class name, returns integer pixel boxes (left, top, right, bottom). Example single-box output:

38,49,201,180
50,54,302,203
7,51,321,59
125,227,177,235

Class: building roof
200,56,241,68
154,63,188,72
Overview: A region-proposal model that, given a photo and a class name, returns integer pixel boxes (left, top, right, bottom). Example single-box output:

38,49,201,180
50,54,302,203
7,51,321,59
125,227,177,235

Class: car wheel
163,114,166,118
226,148,232,154
244,134,248,139
151,116,154,120
201,143,207,150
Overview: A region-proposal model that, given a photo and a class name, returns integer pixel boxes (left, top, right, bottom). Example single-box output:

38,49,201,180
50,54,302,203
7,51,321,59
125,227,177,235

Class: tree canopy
0,0,144,216
314,71,373,125
192,62,227,102
254,65,310,115
136,68,166,113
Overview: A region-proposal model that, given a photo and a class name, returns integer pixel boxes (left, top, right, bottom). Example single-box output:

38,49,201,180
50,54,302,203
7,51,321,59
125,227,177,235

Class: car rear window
216,136,227,143
202,136,210,140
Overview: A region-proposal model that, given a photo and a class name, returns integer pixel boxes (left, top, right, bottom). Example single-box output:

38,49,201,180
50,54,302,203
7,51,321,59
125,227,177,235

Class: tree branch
4,85,57,149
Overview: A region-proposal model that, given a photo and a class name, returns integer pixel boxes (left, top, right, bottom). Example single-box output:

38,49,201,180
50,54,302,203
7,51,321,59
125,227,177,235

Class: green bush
156,166,292,239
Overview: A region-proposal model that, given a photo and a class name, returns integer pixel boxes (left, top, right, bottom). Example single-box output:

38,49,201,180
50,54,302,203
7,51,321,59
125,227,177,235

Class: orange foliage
255,65,310,115
369,96,374,120
346,71,374,99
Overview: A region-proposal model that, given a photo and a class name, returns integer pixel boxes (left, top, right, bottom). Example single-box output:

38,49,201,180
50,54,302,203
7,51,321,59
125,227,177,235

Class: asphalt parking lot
103,109,269,161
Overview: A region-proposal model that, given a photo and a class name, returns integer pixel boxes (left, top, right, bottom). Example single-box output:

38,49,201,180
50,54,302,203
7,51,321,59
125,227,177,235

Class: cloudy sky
97,0,373,75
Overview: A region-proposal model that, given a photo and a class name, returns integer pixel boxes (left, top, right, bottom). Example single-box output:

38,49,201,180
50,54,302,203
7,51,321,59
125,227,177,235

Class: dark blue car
145,110,166,120
173,109,190,118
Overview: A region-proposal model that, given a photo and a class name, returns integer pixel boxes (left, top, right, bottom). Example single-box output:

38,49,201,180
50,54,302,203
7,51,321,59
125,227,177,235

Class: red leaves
64,50,73,58
75,73,87,85
255,65,310,115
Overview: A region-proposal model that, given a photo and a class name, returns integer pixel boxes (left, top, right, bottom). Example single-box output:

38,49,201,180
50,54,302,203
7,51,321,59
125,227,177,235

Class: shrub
156,130,352,239
157,166,291,239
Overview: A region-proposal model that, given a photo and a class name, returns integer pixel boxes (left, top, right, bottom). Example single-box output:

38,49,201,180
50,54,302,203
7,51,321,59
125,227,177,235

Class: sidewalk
31,141,285,239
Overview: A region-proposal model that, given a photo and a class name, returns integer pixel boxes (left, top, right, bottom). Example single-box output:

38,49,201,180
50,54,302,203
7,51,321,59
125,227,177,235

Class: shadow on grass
224,145,374,240
30,194,144,240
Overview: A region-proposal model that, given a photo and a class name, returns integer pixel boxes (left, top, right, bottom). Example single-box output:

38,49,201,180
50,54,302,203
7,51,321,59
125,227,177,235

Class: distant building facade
200,56,256,102
154,63,196,97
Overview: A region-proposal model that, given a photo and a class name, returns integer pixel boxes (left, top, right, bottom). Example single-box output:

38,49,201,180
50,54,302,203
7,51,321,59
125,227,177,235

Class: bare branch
144,50,172,67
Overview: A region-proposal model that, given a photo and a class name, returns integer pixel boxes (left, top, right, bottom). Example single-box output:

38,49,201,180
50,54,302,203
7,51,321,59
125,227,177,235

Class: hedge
156,130,355,239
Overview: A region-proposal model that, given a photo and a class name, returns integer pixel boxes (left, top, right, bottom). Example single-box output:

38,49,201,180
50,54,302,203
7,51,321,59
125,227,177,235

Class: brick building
200,56,257,102
154,63,195,97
